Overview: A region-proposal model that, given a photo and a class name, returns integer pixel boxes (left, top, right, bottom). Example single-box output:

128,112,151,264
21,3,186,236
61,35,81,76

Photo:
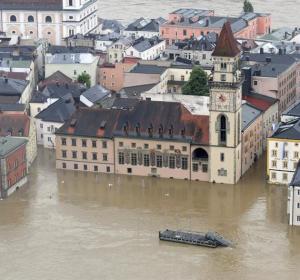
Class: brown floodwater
1,148,300,279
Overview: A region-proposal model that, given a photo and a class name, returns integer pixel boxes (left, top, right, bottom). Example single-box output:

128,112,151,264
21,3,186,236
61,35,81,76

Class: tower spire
212,22,240,57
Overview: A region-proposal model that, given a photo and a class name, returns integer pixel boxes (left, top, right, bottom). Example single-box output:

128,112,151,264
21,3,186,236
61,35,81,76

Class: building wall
125,40,166,60
241,114,263,175
45,57,99,86
99,62,135,92
122,30,159,39
123,72,161,88
0,0,99,45
252,64,297,115
36,119,62,149
0,143,27,199
114,138,191,180
267,139,299,184
288,185,300,226
55,135,115,173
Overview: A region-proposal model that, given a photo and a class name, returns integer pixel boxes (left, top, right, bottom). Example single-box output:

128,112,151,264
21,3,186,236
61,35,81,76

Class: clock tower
209,22,242,184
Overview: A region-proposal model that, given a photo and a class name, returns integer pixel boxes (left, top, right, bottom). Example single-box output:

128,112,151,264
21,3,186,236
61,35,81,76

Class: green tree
243,0,254,12
77,72,91,88
182,66,209,96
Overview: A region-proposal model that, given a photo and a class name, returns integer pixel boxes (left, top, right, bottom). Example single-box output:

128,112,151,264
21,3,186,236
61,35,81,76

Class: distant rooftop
0,0,63,11
129,63,167,75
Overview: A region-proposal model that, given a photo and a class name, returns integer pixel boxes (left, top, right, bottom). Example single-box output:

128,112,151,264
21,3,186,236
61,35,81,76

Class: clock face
217,93,227,103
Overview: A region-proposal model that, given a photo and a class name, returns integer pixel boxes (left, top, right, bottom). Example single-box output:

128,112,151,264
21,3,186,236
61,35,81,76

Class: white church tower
209,22,243,184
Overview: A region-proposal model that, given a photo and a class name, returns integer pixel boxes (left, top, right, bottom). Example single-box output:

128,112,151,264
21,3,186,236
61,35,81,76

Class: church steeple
212,22,240,57
208,22,242,184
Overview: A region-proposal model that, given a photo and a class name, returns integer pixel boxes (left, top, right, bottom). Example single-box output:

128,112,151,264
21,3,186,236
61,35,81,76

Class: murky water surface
99,0,300,28
1,148,300,279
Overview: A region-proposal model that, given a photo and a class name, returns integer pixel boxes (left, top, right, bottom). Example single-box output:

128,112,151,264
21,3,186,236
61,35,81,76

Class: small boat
159,229,232,248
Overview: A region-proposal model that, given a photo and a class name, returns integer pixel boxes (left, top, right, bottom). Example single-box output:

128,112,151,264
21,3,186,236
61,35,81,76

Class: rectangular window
170,145,174,151
283,161,288,169
92,153,97,160
283,173,288,181
272,150,277,157
284,151,288,158
74,164,78,170
94,165,98,172
92,140,97,148
103,154,108,161
102,141,107,149
106,166,110,173
181,157,188,170
119,152,124,164
62,150,67,158
157,144,162,150
72,151,77,159
294,152,299,159
272,160,277,168
61,138,67,145
71,138,76,146
131,143,136,148
82,139,87,147
220,153,225,162
297,216,300,222
131,153,137,166
119,142,123,147
144,144,149,149
156,155,162,168
182,146,187,152
221,74,226,81
83,164,87,171
202,164,208,173
82,152,87,160
169,156,175,169
271,172,277,179
297,203,300,208
144,154,150,167
62,162,66,169
192,163,198,172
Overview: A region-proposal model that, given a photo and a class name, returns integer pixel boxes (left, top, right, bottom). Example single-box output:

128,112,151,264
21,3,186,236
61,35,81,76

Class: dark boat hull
159,229,231,248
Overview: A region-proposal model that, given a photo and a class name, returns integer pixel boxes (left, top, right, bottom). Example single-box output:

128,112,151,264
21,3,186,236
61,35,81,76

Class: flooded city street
1,148,300,279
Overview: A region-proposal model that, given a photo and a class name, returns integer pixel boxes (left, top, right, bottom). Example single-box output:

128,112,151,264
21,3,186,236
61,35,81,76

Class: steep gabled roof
212,22,240,57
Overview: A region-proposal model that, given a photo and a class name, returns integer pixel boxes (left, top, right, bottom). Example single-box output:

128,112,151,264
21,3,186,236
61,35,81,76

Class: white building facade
0,0,99,45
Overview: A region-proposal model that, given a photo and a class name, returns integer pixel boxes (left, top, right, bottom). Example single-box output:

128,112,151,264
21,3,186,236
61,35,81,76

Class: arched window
28,16,34,22
45,16,52,23
220,115,227,144
10,15,17,22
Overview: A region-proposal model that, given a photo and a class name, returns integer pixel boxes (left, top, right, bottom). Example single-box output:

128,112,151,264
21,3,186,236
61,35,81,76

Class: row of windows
118,141,187,152
118,152,189,170
271,150,299,159
271,172,289,181
7,169,27,187
61,138,107,148
62,162,110,173
62,150,108,161
9,15,53,23
271,160,298,169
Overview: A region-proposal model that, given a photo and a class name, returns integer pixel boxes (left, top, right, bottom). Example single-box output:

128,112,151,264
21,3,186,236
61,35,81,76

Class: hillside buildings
160,9,271,45
0,0,100,45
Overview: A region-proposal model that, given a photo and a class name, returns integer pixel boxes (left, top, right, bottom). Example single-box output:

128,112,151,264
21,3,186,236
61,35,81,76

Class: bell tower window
220,115,227,145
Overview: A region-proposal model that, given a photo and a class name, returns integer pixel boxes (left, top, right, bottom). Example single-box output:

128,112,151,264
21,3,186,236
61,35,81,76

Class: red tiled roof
0,113,30,137
212,22,240,57
243,94,277,111
0,71,27,80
